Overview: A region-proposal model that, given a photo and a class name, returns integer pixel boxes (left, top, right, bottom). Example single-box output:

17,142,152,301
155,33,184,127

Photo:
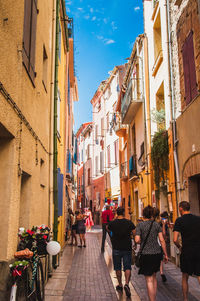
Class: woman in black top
135,206,168,301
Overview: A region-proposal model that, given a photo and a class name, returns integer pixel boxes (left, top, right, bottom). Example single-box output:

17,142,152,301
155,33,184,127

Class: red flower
43,235,47,240
27,230,34,235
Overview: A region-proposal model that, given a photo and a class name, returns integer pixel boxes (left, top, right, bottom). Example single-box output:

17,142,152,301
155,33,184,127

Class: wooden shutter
187,32,198,100
23,0,32,71
29,0,38,82
182,31,198,105
22,0,37,84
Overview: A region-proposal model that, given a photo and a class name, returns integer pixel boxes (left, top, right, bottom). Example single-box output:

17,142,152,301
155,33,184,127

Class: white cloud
103,18,108,24
78,7,83,11
105,39,115,45
90,8,94,13
84,15,90,20
134,6,140,11
66,1,72,5
111,21,117,31
92,16,97,21
97,35,104,40
66,7,70,13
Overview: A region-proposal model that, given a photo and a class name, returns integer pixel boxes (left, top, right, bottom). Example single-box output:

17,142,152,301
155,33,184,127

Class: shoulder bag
135,220,154,268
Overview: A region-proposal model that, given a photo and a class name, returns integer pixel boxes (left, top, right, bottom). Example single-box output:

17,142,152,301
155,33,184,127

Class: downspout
166,0,181,218
53,0,60,252
49,0,56,229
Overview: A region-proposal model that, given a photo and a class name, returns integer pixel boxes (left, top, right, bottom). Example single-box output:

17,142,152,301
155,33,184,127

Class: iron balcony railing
120,161,128,179
121,77,143,123
129,155,137,178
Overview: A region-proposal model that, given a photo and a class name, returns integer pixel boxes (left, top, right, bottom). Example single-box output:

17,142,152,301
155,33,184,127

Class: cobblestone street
45,229,200,301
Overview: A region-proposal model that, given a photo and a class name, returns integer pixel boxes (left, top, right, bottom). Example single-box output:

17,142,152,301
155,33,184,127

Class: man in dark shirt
101,205,114,252
108,207,135,298
173,201,200,301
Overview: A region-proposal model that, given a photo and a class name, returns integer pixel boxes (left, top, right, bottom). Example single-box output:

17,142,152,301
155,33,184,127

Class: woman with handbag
135,205,168,301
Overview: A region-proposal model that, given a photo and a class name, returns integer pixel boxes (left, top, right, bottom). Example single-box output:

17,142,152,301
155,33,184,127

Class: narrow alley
45,228,200,301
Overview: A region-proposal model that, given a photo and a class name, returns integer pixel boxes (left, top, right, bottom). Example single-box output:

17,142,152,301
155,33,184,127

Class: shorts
112,249,132,271
138,253,162,276
72,224,77,231
180,249,200,276
77,226,86,234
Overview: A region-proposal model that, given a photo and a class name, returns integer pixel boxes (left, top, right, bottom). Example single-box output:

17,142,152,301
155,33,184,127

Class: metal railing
129,155,137,178
120,161,128,179
121,77,143,120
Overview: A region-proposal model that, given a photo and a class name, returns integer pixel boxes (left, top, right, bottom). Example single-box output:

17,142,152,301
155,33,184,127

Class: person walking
85,208,94,231
69,210,78,246
108,207,136,298
173,201,200,301
101,205,114,252
135,205,168,301
153,208,168,283
76,211,87,248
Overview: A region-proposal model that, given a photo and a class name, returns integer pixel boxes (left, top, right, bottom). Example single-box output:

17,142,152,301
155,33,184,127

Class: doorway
189,174,200,215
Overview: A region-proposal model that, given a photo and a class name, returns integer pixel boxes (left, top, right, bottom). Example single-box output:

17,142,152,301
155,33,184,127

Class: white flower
18,227,25,235
9,264,13,268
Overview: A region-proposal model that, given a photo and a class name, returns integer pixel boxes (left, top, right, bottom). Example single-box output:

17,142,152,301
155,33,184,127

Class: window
114,139,119,165
88,168,90,185
57,90,61,136
87,144,90,159
182,31,198,105
100,151,104,173
107,145,110,168
106,113,109,132
95,156,99,176
95,124,98,143
101,118,104,136
22,0,38,85
42,45,48,91
81,149,83,162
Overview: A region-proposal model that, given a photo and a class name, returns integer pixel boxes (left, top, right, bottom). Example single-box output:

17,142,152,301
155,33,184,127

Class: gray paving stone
63,233,118,301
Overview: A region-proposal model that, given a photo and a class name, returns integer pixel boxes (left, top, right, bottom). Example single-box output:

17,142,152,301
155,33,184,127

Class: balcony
113,114,127,137
129,155,138,179
121,78,143,124
152,50,163,77
152,0,159,21
120,162,128,181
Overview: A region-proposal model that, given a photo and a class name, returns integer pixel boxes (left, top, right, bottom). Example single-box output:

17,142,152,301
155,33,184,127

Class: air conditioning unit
96,139,99,145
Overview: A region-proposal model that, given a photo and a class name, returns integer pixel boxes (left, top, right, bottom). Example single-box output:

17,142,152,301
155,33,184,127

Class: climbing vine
151,130,169,200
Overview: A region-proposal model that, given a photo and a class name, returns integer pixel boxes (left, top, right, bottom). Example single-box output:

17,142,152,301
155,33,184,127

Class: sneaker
161,274,167,282
116,285,123,292
124,284,131,298
78,245,82,248
83,245,86,247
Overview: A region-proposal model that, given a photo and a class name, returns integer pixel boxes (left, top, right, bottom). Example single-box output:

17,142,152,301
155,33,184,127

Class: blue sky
65,0,143,132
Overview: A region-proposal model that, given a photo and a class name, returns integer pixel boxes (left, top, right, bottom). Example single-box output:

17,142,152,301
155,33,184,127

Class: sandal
116,285,123,292
124,284,131,298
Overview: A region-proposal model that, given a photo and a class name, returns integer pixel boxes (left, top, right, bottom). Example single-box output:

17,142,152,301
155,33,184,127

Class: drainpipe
136,37,150,205
49,0,56,230
166,0,181,217
53,0,60,263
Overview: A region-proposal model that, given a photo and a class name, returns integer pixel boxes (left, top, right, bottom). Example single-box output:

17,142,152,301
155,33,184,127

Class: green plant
151,130,169,200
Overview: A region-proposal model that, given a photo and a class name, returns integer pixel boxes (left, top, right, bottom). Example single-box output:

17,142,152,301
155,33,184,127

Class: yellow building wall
0,0,54,261
57,17,67,250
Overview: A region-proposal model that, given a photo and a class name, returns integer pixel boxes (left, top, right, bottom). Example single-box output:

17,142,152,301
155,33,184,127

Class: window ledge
152,50,163,77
